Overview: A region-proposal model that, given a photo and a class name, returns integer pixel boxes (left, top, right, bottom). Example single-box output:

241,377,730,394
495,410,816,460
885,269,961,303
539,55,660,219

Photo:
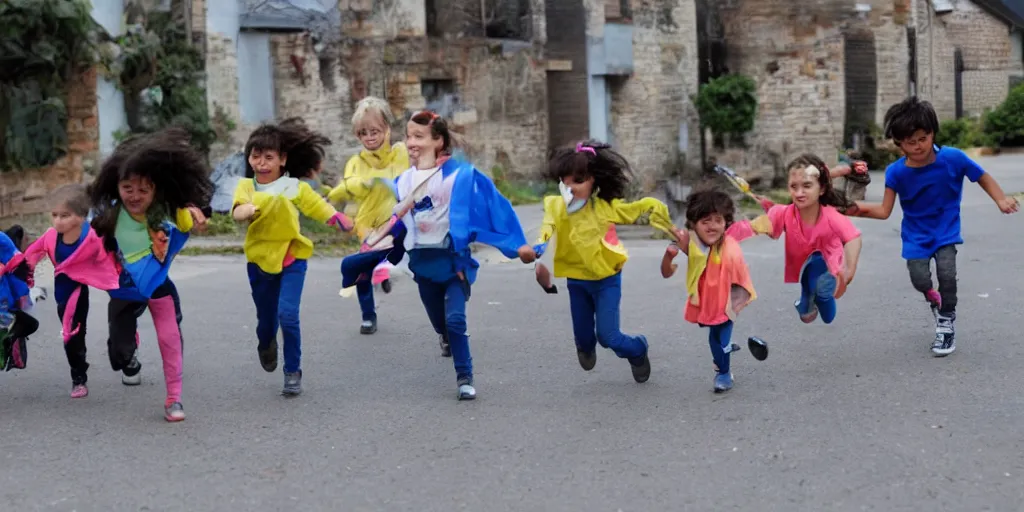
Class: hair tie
575,143,596,156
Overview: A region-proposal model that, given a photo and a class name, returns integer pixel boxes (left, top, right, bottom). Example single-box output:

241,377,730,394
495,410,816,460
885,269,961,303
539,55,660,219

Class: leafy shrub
983,83,1024,147
695,74,758,144
936,118,995,149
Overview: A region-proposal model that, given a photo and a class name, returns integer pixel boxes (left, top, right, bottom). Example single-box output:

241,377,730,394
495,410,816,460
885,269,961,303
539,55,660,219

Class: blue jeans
707,321,734,374
416,277,471,380
356,281,375,322
566,273,648,360
247,260,307,373
795,252,837,324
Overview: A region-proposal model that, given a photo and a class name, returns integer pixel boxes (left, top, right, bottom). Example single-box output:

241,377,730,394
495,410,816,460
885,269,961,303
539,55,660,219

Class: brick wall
914,0,957,119
545,0,589,148
0,67,99,220
606,0,700,190
206,33,245,163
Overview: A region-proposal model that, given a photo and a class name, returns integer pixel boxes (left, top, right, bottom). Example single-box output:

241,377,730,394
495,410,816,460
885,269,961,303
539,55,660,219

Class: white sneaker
122,350,142,386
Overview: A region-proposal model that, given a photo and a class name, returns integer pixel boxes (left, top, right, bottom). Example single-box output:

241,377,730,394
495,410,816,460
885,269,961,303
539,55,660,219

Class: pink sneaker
70,384,88,398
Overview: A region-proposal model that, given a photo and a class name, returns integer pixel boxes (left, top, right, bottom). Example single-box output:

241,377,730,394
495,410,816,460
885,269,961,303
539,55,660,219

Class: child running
90,128,212,421
847,97,1019,356
517,140,674,383
328,97,410,335
0,230,37,372
751,154,864,325
661,189,765,392
372,110,527,400
7,185,120,397
232,119,354,397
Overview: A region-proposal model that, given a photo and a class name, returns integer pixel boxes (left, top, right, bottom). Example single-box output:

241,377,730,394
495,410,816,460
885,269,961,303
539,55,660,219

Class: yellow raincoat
328,139,410,239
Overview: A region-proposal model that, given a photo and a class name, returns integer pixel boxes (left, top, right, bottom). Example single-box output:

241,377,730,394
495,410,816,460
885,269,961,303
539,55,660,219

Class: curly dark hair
244,117,331,180
684,187,735,230
89,127,214,252
883,96,939,142
546,139,632,202
786,153,853,211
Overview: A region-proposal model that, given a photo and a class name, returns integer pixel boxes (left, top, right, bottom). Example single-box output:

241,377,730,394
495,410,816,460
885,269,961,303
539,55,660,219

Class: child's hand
328,212,354,231
186,205,208,232
233,203,258,221
754,195,775,212
997,196,1020,214
665,243,680,257
517,244,537,263
843,202,861,217
852,160,869,174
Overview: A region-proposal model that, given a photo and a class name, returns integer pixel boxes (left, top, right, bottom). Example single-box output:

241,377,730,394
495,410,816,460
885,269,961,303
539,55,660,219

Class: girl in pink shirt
747,154,864,324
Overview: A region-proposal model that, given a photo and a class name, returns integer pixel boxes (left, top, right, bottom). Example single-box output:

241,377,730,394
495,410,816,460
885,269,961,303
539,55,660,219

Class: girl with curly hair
231,118,354,397
328,97,410,334
746,153,864,326
89,127,213,422
517,140,675,384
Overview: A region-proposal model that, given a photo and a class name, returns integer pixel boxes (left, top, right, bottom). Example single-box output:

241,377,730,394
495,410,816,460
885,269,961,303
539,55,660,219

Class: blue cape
0,233,30,316
109,221,190,302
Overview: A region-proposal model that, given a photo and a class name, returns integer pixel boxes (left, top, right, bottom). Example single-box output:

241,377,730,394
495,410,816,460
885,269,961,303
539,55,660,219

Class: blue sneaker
713,372,734,393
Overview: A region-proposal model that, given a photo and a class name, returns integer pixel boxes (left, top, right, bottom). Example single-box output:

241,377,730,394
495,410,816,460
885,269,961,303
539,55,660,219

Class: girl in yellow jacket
517,140,674,384
232,119,354,397
327,97,410,335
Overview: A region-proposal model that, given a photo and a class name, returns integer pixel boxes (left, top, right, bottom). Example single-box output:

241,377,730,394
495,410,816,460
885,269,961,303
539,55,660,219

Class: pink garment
371,264,391,285
149,295,183,406
9,228,120,343
765,204,861,283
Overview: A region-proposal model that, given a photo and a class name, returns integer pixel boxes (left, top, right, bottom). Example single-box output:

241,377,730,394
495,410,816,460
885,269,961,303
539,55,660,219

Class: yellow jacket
233,177,338,274
328,143,410,239
536,195,673,281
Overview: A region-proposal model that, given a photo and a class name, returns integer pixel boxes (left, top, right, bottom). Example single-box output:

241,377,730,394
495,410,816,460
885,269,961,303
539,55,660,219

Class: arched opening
843,31,878,150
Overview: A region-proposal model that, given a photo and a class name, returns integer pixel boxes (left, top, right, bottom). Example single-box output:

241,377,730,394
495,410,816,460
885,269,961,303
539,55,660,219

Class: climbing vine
0,0,99,172
100,10,224,154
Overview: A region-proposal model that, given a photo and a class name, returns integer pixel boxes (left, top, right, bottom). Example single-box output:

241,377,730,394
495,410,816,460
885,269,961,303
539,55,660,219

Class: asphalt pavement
2,155,1022,511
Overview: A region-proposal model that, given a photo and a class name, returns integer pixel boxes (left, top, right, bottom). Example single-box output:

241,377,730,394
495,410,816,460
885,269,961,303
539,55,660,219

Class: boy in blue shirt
848,97,1019,356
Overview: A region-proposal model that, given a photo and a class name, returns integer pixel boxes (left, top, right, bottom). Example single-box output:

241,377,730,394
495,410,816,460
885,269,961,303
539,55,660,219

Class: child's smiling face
355,112,388,151
694,213,726,246
118,175,156,218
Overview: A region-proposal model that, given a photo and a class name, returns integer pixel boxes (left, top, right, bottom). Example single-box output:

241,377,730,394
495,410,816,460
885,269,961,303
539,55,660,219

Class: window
1012,30,1023,68
237,32,276,125
421,79,459,113
605,0,631,21
425,0,530,40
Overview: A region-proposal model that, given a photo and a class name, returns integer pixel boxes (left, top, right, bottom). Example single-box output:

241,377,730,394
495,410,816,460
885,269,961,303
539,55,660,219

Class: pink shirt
763,204,861,283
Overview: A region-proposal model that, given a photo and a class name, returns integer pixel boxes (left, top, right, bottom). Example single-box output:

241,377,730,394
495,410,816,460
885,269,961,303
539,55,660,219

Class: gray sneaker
121,351,142,386
932,313,956,357
457,376,476,401
164,402,185,422
282,370,303,396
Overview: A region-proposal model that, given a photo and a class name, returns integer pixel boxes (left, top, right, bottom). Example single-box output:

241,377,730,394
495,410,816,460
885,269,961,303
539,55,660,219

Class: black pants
907,245,957,315
57,286,90,385
106,280,182,374
9,310,39,340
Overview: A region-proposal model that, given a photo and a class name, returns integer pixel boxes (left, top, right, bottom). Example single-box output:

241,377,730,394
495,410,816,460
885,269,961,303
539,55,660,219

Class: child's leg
57,286,90,386
906,256,938,304
416,279,447,335
708,321,734,374
565,279,599,354
933,245,957,316
166,278,184,348
356,280,376,322
798,252,837,324
107,299,144,374
148,294,183,406
442,278,472,381
277,260,308,374
247,263,282,354
592,274,648,360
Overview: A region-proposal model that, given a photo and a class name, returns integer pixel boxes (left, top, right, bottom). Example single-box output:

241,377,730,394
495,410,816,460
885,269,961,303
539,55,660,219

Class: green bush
936,118,995,149
695,74,758,143
983,83,1024,147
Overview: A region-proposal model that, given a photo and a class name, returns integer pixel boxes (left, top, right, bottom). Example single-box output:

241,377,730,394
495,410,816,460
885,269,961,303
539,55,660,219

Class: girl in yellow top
517,140,674,384
327,97,410,335
232,119,354,397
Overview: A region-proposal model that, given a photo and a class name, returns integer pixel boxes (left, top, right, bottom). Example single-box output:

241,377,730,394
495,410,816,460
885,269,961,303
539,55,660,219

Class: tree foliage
695,74,758,143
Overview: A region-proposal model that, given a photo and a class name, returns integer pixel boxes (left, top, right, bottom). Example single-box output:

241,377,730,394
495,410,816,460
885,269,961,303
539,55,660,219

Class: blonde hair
351,96,394,133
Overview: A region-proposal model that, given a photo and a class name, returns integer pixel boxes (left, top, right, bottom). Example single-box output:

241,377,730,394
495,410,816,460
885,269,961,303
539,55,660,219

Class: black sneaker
381,279,392,294
360,319,377,335
629,354,651,383
747,336,769,361
931,313,956,357
439,333,451,357
577,349,596,371
258,339,279,372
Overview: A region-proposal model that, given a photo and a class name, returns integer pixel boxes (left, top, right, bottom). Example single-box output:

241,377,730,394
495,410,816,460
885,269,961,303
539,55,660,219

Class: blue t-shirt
884,146,985,260
54,226,87,304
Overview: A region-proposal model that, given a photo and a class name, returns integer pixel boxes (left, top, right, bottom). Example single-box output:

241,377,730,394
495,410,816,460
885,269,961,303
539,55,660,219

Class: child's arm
518,196,558,263
977,173,1020,214
327,160,378,204
661,243,680,278
849,187,897,219
842,236,863,285
231,180,257,222
606,197,676,239
295,182,354,231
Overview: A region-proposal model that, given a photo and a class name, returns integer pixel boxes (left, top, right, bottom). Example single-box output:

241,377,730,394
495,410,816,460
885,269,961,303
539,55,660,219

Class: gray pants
906,245,957,314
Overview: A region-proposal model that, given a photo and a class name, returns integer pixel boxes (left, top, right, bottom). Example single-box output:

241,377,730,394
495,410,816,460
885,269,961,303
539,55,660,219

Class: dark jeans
416,276,472,380
247,260,307,373
566,273,648,360
57,286,90,385
795,252,837,324
356,280,376,322
708,320,734,375
907,244,957,315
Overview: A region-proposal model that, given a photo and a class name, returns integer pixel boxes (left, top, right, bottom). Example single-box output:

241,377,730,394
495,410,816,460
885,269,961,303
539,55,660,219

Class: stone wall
544,0,590,149
606,0,700,190
0,67,99,220
206,32,245,163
